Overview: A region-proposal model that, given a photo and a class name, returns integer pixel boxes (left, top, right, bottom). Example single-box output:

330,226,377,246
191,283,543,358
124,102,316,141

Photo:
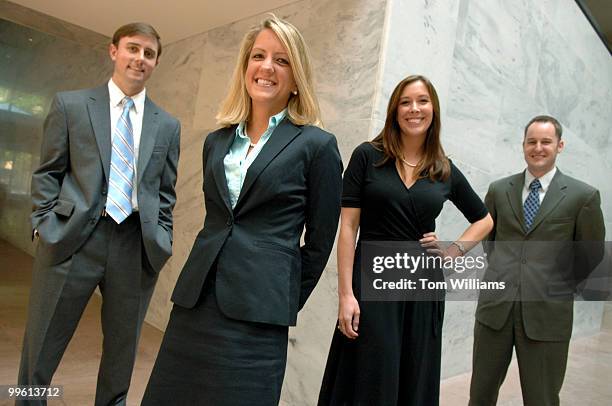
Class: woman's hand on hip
420,232,445,256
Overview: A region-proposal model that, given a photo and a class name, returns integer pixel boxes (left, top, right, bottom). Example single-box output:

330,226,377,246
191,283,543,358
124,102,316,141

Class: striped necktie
523,178,541,230
106,97,135,223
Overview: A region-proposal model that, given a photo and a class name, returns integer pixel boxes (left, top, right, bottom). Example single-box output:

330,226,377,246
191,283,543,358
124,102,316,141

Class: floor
1,239,611,405
0,240,163,406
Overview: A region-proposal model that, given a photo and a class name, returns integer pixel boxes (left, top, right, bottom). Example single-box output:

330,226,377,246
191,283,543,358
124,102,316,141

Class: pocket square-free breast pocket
547,216,573,224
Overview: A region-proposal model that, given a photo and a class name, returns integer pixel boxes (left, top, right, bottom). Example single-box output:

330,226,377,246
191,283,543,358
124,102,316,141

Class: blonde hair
216,14,322,127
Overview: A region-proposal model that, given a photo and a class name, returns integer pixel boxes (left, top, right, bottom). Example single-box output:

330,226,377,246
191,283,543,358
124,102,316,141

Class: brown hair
524,115,562,139
216,14,321,127
112,22,162,58
371,74,450,181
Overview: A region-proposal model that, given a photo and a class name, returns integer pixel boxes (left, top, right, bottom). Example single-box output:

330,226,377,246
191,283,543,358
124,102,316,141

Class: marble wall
375,0,612,379
0,18,111,255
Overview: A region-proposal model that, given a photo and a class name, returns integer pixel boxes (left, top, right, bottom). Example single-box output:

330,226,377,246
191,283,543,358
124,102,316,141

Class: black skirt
142,277,289,406
318,251,445,406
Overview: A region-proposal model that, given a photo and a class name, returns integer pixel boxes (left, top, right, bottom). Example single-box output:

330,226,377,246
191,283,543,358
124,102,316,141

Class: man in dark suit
18,23,180,406
469,115,605,406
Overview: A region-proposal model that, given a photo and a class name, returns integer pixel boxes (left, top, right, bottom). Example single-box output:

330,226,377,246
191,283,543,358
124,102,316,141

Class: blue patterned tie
106,97,135,223
523,178,541,230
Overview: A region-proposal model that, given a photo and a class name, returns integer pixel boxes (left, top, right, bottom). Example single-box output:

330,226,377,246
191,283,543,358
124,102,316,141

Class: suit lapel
87,86,112,182
234,119,301,211
527,170,567,235
137,97,160,184
211,126,236,213
505,172,525,232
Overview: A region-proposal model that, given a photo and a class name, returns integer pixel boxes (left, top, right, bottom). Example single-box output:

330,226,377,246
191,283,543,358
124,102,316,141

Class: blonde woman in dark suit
143,15,342,406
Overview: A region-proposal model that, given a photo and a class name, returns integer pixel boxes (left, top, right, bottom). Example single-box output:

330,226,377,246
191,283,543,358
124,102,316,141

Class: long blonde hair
216,14,322,127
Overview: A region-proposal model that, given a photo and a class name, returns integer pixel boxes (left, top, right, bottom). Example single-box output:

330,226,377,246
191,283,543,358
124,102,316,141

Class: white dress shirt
523,167,557,205
108,79,146,211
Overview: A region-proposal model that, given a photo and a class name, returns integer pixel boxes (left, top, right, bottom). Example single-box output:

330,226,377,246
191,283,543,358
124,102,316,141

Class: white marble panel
445,46,504,124
535,26,589,123
441,301,477,378
283,263,339,406
374,0,462,122
306,0,387,123
573,301,605,338
548,0,612,92
455,0,543,93
148,34,207,128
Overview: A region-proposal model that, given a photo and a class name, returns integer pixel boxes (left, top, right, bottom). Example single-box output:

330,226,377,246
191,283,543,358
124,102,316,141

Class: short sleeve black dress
318,142,488,406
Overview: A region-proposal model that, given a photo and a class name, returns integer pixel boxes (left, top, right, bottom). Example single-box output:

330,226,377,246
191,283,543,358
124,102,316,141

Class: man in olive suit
469,115,605,406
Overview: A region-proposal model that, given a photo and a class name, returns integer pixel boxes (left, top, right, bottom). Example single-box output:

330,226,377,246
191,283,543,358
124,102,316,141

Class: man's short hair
112,22,162,58
524,115,563,139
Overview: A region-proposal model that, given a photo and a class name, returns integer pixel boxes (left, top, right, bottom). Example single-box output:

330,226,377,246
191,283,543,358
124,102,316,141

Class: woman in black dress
142,15,342,405
318,75,493,405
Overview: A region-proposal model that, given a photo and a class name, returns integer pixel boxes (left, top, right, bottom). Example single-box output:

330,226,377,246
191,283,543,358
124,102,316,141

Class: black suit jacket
172,119,343,326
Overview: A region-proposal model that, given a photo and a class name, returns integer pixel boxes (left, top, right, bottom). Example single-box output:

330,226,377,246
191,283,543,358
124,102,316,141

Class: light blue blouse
223,109,287,208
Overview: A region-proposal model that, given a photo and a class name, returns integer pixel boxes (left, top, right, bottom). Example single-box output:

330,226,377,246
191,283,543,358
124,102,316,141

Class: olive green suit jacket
476,169,605,341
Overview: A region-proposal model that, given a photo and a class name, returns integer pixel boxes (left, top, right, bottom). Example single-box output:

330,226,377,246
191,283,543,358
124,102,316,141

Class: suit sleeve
201,132,213,192
483,183,497,255
157,119,181,238
30,94,69,235
573,189,606,286
298,134,343,309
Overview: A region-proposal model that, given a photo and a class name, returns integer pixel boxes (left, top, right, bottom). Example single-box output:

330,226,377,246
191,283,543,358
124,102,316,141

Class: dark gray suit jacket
476,170,605,341
171,119,342,326
31,85,180,272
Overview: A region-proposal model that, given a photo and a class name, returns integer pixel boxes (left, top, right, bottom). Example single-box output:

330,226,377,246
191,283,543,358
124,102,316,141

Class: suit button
90,218,97,224
226,217,233,226
521,259,527,264
102,190,107,196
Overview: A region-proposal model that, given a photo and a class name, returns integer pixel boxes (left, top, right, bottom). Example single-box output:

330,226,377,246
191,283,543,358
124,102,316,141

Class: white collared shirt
523,167,557,204
108,79,146,210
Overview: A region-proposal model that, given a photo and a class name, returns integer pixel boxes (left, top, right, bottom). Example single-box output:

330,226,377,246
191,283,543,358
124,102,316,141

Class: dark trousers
469,301,570,406
17,214,158,406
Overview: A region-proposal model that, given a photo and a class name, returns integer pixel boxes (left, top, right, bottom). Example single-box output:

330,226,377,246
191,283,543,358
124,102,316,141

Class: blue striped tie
523,178,541,230
106,97,135,223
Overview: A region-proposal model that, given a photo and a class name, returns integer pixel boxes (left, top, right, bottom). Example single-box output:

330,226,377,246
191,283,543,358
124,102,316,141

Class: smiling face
396,80,434,140
523,121,564,177
109,34,159,96
245,28,297,115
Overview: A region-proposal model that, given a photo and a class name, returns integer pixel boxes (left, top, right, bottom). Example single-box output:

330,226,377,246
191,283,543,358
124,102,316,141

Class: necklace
399,156,418,167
